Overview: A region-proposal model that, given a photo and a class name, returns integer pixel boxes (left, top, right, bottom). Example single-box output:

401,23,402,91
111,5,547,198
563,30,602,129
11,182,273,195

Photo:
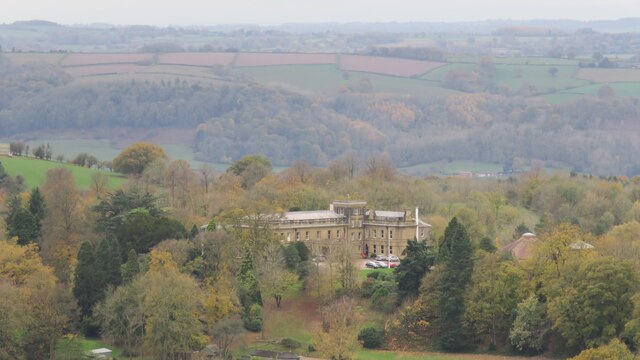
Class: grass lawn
56,337,151,360
356,350,467,360
1,156,126,190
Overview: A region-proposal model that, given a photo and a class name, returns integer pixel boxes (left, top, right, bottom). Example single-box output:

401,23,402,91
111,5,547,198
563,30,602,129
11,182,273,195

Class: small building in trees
252,200,431,257
0,143,10,156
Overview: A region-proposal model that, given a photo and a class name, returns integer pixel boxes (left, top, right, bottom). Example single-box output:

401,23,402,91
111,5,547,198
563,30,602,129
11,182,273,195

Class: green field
493,64,587,92
421,63,475,81
560,82,640,97
1,156,126,190
235,64,459,97
399,161,504,176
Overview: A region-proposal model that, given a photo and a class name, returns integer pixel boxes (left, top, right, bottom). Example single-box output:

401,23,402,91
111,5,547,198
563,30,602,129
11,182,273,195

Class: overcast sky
2,0,638,26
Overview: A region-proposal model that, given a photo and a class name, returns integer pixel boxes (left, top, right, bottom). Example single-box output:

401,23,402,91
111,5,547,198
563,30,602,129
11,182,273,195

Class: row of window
371,244,393,254
366,229,393,239
280,230,363,241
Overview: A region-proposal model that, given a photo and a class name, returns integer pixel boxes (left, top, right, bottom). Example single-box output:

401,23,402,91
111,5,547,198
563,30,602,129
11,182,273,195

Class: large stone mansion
266,200,431,257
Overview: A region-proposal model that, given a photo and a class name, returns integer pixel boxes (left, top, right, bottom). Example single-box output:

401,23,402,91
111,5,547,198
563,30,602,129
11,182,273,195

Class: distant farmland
63,64,146,77
235,52,337,66
5,52,640,103
157,52,236,66
576,68,640,82
340,55,444,77
62,53,153,66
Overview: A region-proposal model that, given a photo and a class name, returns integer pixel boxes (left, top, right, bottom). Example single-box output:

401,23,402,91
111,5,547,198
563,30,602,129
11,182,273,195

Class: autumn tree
142,252,205,360
40,168,87,283
113,142,167,175
570,339,635,360
95,279,145,358
509,294,549,354
464,252,527,349
226,154,272,189
547,257,637,349
259,243,298,308
316,296,361,360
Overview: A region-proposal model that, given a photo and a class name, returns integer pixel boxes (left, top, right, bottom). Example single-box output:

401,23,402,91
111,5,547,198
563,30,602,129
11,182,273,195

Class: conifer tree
437,217,474,351
5,195,38,245
122,249,140,283
28,187,46,229
73,242,99,318
237,246,262,308
96,238,122,288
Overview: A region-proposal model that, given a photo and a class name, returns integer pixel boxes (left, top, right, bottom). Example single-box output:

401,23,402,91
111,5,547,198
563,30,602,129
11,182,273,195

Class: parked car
375,261,389,268
375,255,388,261
366,261,380,269
388,255,400,262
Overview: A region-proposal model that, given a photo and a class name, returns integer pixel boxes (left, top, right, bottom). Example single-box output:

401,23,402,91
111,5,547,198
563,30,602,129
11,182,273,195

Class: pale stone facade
269,200,430,257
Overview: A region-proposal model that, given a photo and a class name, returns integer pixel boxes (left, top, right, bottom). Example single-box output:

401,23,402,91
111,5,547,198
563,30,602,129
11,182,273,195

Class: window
381,245,385,254
373,230,377,238
390,230,393,239
350,232,354,240
296,232,300,241
381,230,385,239
281,233,284,240
420,229,425,237
328,230,332,240
358,232,361,240
305,231,309,240
373,245,377,253
390,246,393,254
366,230,370,238
337,230,341,239
316,231,320,240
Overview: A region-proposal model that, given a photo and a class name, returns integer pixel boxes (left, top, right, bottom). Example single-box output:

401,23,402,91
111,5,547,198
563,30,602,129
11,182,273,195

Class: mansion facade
267,200,431,257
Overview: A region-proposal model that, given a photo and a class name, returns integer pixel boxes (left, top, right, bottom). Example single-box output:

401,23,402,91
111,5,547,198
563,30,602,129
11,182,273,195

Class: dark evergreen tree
395,238,435,300
237,245,263,331
28,187,46,236
237,246,262,308
73,242,99,318
95,238,122,288
437,217,474,351
294,241,310,261
5,195,38,245
283,243,301,271
189,224,199,239
478,236,497,253
121,249,140,283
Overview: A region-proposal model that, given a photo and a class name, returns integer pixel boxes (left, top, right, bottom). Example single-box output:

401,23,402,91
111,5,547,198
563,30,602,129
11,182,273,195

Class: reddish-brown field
576,68,640,82
157,52,236,66
340,55,444,77
63,64,146,77
234,52,337,67
5,53,66,65
62,53,153,66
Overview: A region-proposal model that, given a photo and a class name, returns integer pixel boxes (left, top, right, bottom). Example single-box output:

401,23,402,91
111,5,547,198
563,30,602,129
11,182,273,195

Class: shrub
358,327,385,349
281,338,301,349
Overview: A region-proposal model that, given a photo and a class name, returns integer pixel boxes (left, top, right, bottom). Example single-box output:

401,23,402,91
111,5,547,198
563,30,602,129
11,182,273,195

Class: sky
2,0,639,26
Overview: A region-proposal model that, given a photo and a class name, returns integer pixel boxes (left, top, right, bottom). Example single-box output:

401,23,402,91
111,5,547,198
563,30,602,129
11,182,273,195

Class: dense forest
1,147,640,359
